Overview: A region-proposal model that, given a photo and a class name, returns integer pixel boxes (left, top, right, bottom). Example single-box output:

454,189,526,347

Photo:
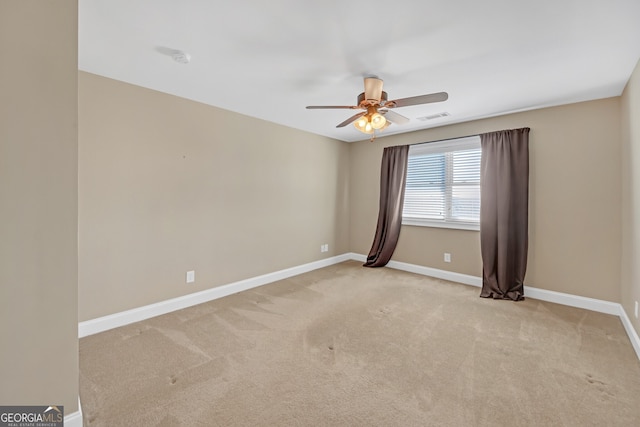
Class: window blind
403,136,481,229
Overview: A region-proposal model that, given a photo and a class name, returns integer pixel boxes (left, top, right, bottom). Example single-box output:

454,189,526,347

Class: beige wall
621,58,640,335
0,1,78,414
350,98,621,302
78,72,349,321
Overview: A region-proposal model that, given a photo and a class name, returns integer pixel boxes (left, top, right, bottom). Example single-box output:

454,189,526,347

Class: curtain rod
408,132,480,147
407,127,530,148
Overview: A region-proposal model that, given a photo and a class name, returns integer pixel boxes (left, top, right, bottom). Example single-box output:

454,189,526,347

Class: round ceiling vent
171,51,191,64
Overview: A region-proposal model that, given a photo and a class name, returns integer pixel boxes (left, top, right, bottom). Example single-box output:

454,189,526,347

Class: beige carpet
79,261,640,426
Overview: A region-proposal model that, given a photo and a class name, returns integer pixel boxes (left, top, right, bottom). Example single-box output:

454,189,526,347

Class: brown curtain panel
480,128,530,300
364,145,409,268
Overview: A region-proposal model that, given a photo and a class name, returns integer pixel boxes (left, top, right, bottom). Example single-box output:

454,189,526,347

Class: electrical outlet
635,301,638,319
186,270,195,284
320,244,329,253
444,253,451,263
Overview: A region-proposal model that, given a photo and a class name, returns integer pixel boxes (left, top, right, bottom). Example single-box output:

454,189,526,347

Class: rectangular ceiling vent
416,112,451,121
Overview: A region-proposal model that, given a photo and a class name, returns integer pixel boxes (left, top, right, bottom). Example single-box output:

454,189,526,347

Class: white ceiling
79,0,640,143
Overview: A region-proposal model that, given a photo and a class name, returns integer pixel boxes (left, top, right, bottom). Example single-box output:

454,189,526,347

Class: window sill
402,218,480,231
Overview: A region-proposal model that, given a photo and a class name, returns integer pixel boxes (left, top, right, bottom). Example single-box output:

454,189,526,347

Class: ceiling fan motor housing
357,91,388,107
363,77,384,102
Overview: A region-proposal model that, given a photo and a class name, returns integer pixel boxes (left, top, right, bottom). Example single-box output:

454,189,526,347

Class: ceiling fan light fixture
353,117,373,134
355,117,367,128
370,112,386,129
365,122,373,133
353,117,367,133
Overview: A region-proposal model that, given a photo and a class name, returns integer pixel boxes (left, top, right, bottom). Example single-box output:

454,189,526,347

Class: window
402,135,481,230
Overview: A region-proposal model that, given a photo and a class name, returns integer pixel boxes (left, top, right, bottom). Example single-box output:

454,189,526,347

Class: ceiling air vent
416,112,451,121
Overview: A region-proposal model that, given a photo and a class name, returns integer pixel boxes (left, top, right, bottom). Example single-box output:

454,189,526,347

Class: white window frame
402,135,481,231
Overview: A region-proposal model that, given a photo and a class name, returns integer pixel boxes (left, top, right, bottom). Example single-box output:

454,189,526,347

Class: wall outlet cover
186,270,195,283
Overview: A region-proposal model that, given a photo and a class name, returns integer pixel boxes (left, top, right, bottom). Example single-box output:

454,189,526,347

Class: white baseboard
618,305,640,361
351,253,639,362
349,253,482,286
524,286,620,315
64,397,83,427
79,254,352,338
352,253,482,287
350,253,482,286
78,252,640,363
388,259,482,288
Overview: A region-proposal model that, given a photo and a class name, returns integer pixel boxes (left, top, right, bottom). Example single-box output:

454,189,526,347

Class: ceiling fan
306,77,448,140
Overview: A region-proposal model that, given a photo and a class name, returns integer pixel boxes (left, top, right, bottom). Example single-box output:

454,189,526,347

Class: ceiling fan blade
364,77,384,101
336,112,366,128
387,92,449,108
381,109,410,125
306,105,360,109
